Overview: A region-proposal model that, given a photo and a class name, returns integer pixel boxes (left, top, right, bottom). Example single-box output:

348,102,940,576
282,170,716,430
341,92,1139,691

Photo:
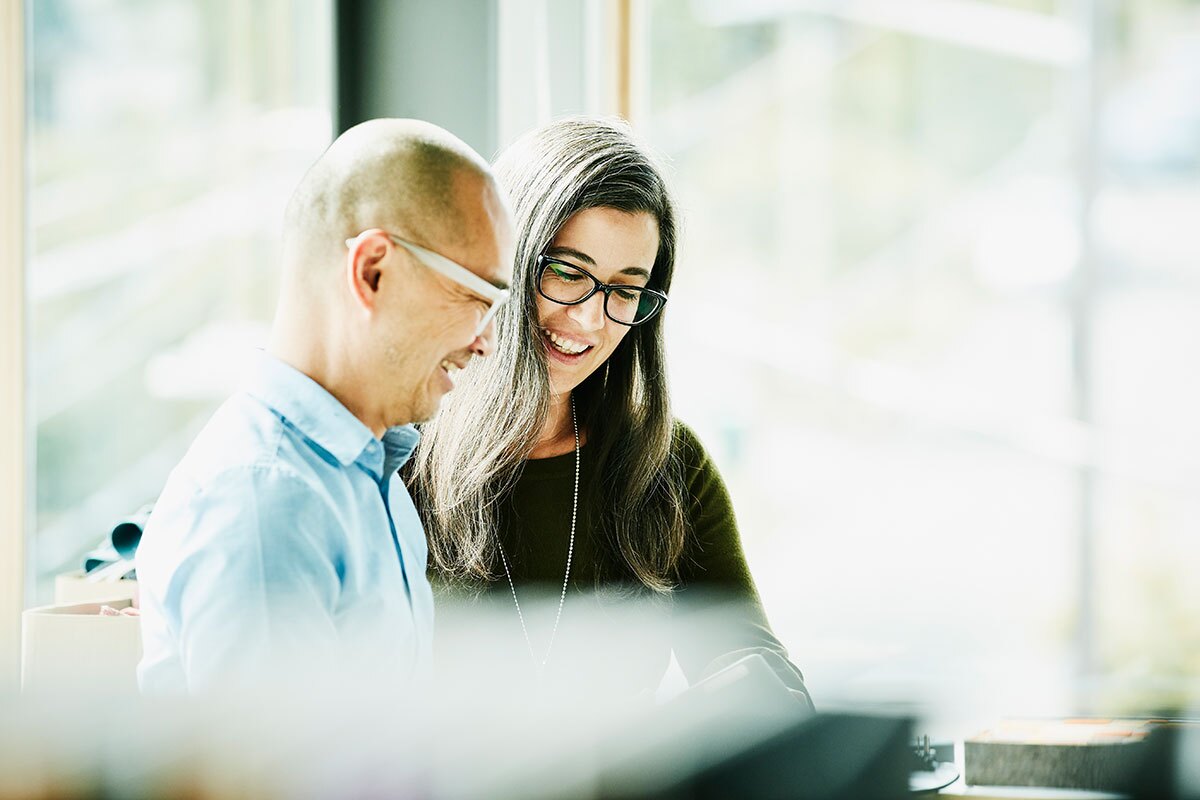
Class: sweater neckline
520,443,591,479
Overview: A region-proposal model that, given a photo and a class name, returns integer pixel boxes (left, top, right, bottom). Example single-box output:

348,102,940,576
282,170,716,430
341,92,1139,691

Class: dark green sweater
433,422,811,703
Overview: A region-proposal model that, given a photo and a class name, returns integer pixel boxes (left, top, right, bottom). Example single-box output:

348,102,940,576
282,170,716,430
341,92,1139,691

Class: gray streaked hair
409,115,686,593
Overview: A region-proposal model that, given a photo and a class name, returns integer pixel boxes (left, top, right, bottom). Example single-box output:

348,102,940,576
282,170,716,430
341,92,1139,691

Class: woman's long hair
410,116,686,593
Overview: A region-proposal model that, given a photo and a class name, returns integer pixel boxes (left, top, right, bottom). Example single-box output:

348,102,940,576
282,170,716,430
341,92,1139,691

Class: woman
410,116,811,706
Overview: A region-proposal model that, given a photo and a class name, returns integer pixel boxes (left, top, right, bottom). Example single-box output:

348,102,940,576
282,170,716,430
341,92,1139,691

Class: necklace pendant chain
498,396,579,674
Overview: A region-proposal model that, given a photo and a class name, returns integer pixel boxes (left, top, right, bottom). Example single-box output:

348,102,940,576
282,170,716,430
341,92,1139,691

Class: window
645,0,1200,717
28,0,333,601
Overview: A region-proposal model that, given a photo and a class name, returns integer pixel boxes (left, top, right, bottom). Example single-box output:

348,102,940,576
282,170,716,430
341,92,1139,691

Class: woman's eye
614,289,639,302
553,267,583,281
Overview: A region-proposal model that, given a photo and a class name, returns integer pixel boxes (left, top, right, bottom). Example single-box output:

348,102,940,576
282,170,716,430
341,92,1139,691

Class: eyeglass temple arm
391,236,509,302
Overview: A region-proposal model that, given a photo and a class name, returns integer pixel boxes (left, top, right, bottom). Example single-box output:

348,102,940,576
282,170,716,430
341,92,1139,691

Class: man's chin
409,395,446,425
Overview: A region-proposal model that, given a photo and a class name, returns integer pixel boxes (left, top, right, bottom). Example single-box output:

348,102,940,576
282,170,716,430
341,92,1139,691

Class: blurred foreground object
965,718,1200,794
0,696,909,799
4,597,912,798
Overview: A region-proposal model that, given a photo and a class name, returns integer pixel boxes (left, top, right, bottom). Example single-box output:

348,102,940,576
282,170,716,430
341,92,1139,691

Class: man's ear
346,229,389,313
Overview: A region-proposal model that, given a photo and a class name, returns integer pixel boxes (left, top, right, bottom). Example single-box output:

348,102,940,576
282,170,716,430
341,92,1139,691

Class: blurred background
12,0,1200,728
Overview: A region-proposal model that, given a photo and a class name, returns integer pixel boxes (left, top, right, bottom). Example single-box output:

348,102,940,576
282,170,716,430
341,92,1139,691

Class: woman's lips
543,330,593,363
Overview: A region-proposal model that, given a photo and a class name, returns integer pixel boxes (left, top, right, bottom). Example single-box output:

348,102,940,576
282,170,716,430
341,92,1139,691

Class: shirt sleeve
158,465,344,692
670,423,814,708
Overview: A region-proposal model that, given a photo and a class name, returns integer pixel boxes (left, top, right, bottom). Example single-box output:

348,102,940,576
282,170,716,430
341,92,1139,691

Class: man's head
275,119,514,431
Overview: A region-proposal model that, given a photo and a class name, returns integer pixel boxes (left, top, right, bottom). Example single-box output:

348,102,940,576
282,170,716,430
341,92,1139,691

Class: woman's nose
567,291,606,331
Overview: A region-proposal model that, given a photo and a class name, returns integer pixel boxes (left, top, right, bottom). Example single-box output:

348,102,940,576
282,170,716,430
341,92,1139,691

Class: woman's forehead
549,208,658,277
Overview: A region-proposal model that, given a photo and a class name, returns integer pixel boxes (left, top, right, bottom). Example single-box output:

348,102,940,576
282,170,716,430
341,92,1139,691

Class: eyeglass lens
539,261,661,325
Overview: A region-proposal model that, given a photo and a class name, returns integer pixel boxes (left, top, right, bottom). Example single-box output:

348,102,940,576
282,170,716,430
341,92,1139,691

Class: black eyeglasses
536,255,667,327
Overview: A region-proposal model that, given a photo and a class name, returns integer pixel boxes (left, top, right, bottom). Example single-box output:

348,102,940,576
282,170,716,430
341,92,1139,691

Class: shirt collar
244,350,420,474
381,424,421,477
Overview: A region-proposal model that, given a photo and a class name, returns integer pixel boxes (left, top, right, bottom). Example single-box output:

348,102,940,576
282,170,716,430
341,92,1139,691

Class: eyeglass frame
535,255,668,327
345,230,511,338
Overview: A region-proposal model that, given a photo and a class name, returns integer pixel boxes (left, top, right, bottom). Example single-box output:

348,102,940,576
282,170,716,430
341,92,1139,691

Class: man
136,119,514,692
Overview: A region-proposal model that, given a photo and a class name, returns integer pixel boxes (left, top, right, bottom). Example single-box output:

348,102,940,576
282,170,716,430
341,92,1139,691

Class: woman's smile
542,328,594,363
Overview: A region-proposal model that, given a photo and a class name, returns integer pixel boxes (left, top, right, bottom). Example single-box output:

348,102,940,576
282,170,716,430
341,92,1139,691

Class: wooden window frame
1,0,27,692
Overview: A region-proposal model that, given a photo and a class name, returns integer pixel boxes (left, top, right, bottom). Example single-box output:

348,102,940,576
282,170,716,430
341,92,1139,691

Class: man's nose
566,292,606,331
469,317,497,358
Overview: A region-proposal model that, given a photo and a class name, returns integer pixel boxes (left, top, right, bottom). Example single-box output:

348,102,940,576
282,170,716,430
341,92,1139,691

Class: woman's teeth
546,331,590,355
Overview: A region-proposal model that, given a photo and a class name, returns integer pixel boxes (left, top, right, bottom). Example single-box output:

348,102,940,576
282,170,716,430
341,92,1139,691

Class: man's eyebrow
487,277,510,291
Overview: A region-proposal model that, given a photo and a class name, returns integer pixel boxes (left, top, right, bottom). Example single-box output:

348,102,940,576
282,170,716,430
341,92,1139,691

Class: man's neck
267,325,393,440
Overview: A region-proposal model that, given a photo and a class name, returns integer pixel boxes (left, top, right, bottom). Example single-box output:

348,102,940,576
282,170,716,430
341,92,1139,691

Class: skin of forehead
284,118,500,271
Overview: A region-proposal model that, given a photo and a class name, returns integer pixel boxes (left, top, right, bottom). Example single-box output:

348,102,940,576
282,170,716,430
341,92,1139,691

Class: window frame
1,0,27,692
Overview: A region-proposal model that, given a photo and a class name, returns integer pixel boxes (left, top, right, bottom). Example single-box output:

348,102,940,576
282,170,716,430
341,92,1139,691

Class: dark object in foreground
682,712,913,800
596,653,912,799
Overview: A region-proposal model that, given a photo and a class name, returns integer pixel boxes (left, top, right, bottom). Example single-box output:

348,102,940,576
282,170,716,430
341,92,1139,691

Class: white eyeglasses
345,231,511,338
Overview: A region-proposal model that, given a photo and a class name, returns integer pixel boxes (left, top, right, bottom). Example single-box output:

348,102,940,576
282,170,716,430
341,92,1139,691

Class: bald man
136,120,514,693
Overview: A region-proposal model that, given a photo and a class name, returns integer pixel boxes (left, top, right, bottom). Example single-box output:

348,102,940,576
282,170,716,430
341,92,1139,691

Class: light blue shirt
136,351,434,693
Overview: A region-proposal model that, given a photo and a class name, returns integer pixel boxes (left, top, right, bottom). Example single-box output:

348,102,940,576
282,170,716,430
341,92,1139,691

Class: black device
595,652,913,799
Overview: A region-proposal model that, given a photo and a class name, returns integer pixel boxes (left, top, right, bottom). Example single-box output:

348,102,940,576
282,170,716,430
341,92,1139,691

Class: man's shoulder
138,393,343,566
144,394,349,534
174,392,319,486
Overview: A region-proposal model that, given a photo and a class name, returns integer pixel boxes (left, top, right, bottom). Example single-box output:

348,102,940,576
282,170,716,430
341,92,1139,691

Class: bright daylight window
647,0,1200,718
28,0,333,601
